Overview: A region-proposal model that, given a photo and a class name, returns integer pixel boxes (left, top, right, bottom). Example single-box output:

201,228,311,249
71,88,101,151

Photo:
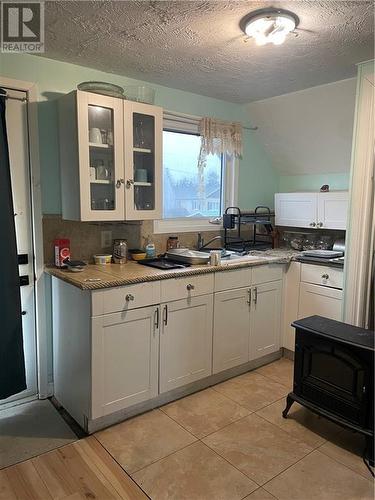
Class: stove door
294,331,372,428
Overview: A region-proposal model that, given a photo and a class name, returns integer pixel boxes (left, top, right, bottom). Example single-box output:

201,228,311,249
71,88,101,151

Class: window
154,113,238,234
163,130,223,219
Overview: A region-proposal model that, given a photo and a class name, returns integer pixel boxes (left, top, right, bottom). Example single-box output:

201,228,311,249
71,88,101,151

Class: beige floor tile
256,398,342,449
203,413,312,485
213,371,289,411
161,388,250,438
255,358,294,388
264,450,374,500
243,487,277,499
133,441,258,500
95,409,196,473
319,429,374,480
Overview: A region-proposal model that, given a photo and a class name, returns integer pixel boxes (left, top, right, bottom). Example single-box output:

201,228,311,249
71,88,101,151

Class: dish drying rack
223,206,274,252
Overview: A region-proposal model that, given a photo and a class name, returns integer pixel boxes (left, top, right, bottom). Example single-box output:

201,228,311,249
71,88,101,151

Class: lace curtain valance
199,117,243,159
196,117,242,197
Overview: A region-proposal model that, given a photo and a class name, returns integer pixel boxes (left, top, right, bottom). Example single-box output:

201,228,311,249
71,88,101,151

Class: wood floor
0,436,147,499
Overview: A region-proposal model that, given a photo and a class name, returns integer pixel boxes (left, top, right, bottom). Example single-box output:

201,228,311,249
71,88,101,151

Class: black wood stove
283,315,374,465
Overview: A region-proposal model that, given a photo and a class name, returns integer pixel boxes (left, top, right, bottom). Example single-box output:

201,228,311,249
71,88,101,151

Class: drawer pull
125,293,135,302
186,283,195,291
321,274,329,280
309,222,316,227
163,305,168,326
317,222,323,227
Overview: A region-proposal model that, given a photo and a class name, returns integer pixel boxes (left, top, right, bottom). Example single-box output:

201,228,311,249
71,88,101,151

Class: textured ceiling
42,1,374,103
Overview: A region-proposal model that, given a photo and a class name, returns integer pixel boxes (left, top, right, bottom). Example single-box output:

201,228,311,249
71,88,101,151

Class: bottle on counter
145,236,156,259
166,235,180,251
113,239,127,264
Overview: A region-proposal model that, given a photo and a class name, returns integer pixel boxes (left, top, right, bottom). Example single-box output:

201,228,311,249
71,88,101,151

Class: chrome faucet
197,233,223,251
197,232,204,249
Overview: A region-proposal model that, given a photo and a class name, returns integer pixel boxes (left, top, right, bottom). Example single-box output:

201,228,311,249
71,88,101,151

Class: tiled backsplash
42,215,223,264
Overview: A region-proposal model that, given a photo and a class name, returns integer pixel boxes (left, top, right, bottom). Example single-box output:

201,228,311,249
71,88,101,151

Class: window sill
153,218,222,234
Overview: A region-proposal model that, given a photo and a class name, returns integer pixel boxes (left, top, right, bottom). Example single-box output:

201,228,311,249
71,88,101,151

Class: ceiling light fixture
241,8,299,46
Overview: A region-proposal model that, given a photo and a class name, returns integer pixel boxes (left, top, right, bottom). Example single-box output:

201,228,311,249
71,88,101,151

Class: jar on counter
166,236,180,251
113,239,127,264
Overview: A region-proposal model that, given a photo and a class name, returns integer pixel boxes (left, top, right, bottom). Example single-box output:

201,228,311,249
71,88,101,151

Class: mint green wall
239,128,279,208
278,172,350,192
0,53,279,213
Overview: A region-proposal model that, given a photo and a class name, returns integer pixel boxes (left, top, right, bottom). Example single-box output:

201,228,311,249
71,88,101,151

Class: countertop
45,249,296,290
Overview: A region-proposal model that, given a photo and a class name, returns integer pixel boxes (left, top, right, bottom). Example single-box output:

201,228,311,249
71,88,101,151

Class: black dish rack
223,206,274,252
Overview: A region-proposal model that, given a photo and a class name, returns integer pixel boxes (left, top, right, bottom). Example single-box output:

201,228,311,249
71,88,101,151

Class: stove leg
282,394,294,419
365,435,374,467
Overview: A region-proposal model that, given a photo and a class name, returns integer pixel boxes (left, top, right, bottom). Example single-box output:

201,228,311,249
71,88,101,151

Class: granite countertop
45,249,296,290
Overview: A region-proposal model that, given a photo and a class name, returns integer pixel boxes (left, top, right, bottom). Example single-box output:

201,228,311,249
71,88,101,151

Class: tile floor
95,358,374,500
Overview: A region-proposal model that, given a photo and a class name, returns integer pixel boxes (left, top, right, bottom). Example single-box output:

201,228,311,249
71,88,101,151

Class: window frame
154,114,238,234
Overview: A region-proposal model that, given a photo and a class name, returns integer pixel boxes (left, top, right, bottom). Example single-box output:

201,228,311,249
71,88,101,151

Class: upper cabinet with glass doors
58,90,162,221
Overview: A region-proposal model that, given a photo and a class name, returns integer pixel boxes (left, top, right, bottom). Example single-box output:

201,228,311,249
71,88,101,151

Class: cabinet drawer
160,274,214,302
214,268,252,292
252,264,284,285
91,281,161,316
301,264,343,289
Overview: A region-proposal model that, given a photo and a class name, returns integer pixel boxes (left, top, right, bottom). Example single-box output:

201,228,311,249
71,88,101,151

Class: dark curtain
0,90,26,399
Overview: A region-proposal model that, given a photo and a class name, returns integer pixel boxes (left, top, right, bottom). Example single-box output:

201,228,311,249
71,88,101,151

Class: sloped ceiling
246,78,357,174
42,1,374,103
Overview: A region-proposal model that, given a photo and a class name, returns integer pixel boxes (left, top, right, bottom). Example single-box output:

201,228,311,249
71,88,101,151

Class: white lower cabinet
91,305,159,418
298,282,342,321
250,281,283,361
159,295,213,393
213,288,251,374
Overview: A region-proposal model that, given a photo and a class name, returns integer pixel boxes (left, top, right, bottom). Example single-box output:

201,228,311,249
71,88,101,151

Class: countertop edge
45,256,291,290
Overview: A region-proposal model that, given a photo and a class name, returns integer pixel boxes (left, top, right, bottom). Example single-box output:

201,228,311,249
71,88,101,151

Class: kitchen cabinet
91,305,159,418
58,90,162,221
275,191,349,229
159,295,213,393
52,262,285,432
298,282,342,321
213,288,251,373
124,101,162,220
317,192,348,230
282,263,343,353
213,265,284,372
275,193,318,228
250,280,283,361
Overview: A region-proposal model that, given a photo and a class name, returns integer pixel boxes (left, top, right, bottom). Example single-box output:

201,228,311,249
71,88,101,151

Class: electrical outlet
101,230,112,249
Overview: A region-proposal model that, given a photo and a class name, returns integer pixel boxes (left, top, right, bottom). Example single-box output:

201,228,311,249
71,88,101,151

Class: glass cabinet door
124,102,162,220
78,91,124,220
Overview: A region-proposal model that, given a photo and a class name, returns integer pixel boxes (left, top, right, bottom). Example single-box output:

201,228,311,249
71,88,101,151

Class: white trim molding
344,61,375,327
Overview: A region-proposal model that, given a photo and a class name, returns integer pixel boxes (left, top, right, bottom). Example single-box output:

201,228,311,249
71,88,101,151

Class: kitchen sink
166,248,265,266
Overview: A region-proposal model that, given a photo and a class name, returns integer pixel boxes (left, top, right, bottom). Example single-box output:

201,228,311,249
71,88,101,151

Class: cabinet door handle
309,222,316,227
247,288,251,305
317,222,323,227
125,293,134,302
154,308,159,333
321,274,329,280
116,178,124,188
253,287,258,304
126,179,134,189
186,283,195,291
163,305,168,326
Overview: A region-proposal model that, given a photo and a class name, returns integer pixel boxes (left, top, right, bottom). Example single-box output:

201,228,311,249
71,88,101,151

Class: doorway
0,87,38,408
